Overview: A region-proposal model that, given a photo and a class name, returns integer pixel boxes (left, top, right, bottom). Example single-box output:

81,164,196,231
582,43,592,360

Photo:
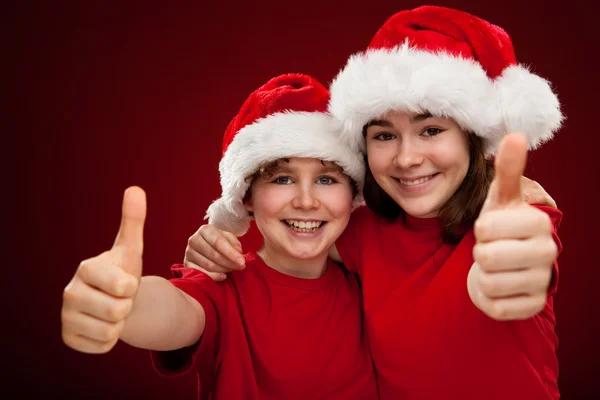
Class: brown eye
422,128,443,137
374,132,396,141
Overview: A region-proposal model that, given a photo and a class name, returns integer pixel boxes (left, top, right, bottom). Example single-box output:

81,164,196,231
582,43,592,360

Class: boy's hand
61,186,146,353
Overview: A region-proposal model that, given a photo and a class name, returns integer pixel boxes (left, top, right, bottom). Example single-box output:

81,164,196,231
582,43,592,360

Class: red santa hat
328,5,564,155
205,73,365,236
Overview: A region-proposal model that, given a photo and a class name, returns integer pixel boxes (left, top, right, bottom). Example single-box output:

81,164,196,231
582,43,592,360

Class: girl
61,74,378,399
185,6,564,400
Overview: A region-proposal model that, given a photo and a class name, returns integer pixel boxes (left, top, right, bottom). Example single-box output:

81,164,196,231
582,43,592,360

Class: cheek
430,141,469,174
250,187,288,218
322,186,353,217
367,143,393,175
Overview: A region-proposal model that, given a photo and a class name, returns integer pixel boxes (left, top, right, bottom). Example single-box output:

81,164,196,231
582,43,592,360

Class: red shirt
336,205,563,400
151,252,379,400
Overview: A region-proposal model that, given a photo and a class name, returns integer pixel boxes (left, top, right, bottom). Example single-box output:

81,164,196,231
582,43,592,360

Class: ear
243,198,254,217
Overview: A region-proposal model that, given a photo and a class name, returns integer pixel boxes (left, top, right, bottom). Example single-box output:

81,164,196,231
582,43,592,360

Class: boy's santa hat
206,73,365,236
329,5,564,155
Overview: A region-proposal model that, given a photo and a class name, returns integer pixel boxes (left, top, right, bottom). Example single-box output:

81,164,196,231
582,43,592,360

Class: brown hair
242,158,359,208
362,129,494,244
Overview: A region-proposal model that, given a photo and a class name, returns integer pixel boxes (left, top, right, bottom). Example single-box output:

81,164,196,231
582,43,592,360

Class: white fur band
328,42,563,155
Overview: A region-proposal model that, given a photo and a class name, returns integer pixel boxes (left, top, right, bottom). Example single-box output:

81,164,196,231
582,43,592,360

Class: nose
393,138,424,169
291,183,321,210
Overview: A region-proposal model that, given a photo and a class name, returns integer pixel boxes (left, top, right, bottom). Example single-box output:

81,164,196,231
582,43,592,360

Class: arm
62,186,205,354
120,276,206,351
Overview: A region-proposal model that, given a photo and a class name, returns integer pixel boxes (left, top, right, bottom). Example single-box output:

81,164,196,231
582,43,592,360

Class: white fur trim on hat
205,111,365,236
329,41,563,155
494,65,564,152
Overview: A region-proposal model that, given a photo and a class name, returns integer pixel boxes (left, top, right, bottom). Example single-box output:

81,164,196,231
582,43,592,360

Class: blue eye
374,132,396,141
317,176,335,185
273,176,293,184
422,127,443,137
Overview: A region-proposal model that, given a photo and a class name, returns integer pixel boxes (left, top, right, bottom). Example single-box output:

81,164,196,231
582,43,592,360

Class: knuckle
62,285,77,304
198,257,219,272
545,240,558,260
77,259,91,276
224,232,238,243
196,256,210,270
474,245,493,269
187,233,198,247
98,323,120,342
107,302,129,321
474,218,489,240
522,298,545,319
489,302,508,320
534,211,552,234
207,246,221,262
60,309,75,327
100,339,118,353
62,333,79,350
478,272,497,296
535,239,557,263
198,224,208,233
531,296,547,314
198,224,215,237
187,262,203,272
213,236,226,250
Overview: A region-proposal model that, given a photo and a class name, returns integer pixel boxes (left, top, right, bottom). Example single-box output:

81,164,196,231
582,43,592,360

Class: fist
468,133,558,320
61,186,146,353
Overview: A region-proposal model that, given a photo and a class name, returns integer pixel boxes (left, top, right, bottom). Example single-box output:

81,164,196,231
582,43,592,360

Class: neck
257,242,328,279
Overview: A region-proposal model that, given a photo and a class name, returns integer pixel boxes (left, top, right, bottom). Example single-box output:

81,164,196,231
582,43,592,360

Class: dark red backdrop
11,0,599,398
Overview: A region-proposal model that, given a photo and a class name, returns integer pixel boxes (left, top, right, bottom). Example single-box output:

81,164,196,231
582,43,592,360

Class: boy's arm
120,275,205,351
62,186,205,354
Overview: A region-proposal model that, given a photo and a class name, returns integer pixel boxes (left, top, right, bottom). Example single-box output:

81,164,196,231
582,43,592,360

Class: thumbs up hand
467,133,558,321
62,186,147,353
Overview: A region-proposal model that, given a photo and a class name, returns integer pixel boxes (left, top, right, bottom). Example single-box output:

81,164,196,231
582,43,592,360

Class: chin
286,244,327,260
398,200,440,219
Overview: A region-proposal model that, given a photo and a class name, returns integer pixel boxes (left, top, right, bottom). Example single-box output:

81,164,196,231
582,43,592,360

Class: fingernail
237,258,245,268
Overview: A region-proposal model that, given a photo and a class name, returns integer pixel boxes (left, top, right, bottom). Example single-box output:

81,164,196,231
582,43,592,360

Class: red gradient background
11,1,599,398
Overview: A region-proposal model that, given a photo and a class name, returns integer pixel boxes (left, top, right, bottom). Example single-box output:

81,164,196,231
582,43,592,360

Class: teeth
285,220,323,232
399,175,434,186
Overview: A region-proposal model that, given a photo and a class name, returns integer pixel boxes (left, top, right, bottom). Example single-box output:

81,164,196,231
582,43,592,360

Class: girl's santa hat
206,73,365,236
329,5,564,155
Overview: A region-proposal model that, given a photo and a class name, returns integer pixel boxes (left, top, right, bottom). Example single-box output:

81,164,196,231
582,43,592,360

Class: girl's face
365,110,470,218
245,157,354,262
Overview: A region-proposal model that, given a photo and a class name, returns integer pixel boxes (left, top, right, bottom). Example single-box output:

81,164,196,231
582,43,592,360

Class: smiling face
364,110,470,218
244,157,354,263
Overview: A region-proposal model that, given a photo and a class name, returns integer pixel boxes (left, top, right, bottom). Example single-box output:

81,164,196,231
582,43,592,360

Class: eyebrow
409,111,433,124
364,111,434,129
364,119,392,129
270,164,344,176
319,165,344,175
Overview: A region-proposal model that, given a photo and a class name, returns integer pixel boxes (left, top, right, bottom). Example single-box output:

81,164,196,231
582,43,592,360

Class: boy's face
245,157,353,262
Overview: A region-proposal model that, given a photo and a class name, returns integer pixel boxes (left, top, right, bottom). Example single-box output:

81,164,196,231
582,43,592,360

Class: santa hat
329,5,564,155
205,73,365,236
